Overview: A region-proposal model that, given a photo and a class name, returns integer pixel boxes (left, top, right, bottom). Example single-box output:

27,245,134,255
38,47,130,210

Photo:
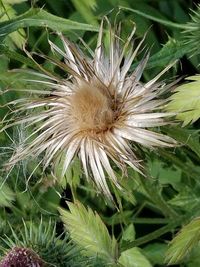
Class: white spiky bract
4,20,176,196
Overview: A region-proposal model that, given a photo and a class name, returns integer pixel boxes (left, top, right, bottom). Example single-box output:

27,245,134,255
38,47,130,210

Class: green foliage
144,243,168,266
59,201,118,265
0,1,200,267
122,224,136,242
119,247,152,267
0,180,14,207
167,76,200,126
3,0,27,3
70,0,98,25
146,38,192,69
0,8,98,43
0,0,26,48
165,217,200,265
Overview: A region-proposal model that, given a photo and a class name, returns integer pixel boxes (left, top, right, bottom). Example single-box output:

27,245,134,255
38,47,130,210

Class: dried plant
2,19,177,197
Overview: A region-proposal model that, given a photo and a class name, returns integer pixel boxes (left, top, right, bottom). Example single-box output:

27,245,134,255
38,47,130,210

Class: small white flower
3,19,176,196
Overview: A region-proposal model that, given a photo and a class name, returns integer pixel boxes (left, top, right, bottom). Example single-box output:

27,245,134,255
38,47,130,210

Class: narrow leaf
3,0,27,3
0,8,98,41
119,6,187,29
0,2,26,48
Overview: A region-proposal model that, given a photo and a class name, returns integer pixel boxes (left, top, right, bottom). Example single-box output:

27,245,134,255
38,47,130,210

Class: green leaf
168,187,200,211
167,75,200,126
59,201,118,264
146,38,192,69
118,247,152,267
2,0,27,4
159,149,200,183
119,6,187,30
0,45,39,70
165,217,200,265
0,8,98,42
70,0,98,25
143,243,167,265
0,180,15,207
186,244,200,267
148,159,181,190
122,224,135,242
0,2,26,48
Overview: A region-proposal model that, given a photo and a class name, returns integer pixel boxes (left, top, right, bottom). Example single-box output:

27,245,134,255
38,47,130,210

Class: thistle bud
0,247,46,267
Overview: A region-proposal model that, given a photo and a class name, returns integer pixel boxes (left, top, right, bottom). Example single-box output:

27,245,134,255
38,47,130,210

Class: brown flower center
70,82,114,132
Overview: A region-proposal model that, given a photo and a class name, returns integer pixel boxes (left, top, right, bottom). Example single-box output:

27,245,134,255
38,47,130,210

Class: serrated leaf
59,201,118,264
168,187,199,211
118,247,152,267
167,75,200,126
146,38,191,69
148,159,181,190
165,217,200,264
122,224,135,242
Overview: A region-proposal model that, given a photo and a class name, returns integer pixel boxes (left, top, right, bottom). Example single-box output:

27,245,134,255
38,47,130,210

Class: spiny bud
183,4,200,56
0,247,46,267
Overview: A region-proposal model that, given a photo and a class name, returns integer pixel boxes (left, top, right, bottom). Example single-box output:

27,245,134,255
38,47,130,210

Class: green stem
132,217,170,224
119,6,194,30
121,215,189,252
121,206,200,252
121,221,179,251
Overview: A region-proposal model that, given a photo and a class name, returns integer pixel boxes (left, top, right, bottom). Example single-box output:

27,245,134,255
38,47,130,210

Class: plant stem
121,215,188,251
132,217,170,224
119,6,194,30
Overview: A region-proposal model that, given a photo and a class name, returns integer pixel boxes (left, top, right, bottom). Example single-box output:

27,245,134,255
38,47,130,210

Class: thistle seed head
3,19,177,197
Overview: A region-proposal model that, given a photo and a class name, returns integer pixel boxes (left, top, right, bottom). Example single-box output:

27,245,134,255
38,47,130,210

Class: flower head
0,219,92,267
0,247,45,267
4,19,176,196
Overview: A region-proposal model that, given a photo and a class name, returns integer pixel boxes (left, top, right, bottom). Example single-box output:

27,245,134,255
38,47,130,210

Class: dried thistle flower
3,19,176,196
